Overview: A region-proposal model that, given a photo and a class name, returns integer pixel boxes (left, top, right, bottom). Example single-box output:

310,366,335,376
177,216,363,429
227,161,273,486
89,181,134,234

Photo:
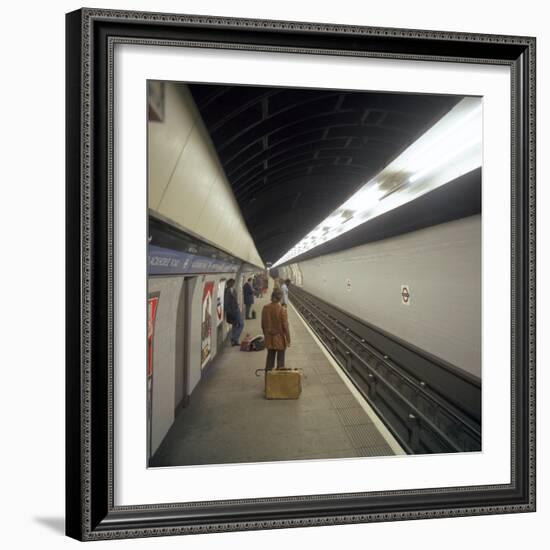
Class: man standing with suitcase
261,287,291,370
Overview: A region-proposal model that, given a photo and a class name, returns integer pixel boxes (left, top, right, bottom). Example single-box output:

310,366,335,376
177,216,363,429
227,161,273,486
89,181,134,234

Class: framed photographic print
65,7,536,541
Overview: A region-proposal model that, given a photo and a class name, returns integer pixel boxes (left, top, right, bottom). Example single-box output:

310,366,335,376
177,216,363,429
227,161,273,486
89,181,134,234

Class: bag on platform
240,334,251,351
249,335,265,351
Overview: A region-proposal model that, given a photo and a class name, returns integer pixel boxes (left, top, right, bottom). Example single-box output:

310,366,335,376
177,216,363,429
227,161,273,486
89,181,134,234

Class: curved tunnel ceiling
188,84,461,264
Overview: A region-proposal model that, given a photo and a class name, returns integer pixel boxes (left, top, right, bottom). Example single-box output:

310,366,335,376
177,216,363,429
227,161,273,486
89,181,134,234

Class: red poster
147,296,159,377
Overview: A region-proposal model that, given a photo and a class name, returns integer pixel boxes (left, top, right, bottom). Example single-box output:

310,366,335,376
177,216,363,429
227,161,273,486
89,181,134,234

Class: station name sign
148,245,241,275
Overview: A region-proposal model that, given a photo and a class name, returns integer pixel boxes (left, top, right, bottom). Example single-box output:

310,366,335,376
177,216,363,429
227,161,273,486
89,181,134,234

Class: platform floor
150,285,398,467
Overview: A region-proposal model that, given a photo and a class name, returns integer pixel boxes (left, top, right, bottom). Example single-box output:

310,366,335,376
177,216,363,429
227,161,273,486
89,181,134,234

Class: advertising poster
201,282,215,368
216,280,226,326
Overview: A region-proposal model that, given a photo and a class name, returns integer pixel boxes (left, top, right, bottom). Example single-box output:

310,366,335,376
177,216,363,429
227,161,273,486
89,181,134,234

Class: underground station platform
149,288,403,468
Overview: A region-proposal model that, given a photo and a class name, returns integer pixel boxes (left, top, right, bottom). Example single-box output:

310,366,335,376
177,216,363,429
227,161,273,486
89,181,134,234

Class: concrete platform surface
150,286,396,467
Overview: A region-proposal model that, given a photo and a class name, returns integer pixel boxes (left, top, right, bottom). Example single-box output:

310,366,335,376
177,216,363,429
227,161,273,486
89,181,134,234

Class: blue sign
148,245,241,275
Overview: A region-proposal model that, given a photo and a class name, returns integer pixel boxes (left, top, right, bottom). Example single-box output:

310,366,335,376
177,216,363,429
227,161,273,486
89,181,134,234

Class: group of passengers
223,276,292,370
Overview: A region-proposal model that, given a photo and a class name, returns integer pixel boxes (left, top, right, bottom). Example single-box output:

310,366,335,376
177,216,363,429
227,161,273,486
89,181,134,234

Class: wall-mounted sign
148,245,241,275
401,285,411,306
346,278,352,291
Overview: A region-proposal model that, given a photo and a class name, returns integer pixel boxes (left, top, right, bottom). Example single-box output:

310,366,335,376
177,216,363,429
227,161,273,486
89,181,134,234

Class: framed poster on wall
201,281,215,368
217,279,226,326
66,7,535,541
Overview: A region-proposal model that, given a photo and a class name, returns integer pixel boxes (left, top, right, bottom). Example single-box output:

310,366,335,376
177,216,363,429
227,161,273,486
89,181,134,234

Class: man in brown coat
261,288,291,370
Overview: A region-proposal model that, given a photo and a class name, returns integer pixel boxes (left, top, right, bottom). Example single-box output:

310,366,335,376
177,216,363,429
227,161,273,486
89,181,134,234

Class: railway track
289,286,482,455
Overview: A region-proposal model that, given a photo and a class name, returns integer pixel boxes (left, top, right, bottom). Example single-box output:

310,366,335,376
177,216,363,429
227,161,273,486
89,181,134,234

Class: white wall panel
157,124,218,229
204,178,225,237
296,215,481,377
148,276,185,454
149,83,264,268
186,276,203,396
148,84,195,210
186,274,235,394
194,176,223,237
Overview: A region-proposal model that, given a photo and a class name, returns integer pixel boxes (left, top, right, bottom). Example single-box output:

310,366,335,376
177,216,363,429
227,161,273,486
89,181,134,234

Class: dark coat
243,282,254,305
261,302,291,350
224,287,239,323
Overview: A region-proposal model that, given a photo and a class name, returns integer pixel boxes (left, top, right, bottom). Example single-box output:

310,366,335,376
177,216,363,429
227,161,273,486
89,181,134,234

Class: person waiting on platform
280,278,291,307
261,288,291,370
243,277,255,319
253,274,262,298
224,278,243,346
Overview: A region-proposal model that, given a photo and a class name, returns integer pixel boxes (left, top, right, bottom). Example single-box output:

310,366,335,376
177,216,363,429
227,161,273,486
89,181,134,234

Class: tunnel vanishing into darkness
188,84,464,264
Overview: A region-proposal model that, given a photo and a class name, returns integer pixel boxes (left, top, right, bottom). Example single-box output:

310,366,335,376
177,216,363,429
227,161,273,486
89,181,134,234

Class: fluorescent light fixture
272,97,482,267
408,136,482,184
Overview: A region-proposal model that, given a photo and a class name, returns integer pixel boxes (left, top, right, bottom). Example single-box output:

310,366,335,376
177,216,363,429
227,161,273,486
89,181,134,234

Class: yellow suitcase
264,368,302,399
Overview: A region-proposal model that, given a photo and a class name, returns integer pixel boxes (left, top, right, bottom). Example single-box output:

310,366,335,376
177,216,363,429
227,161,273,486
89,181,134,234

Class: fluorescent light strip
408,136,482,184
272,97,482,267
